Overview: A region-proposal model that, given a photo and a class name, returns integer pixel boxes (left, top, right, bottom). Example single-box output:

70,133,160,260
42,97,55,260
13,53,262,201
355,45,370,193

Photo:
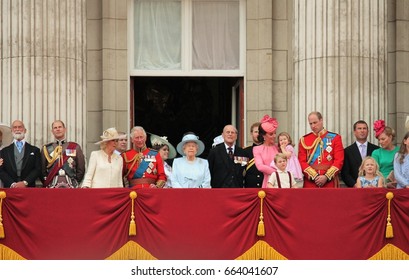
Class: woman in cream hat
170,132,211,188
82,128,126,188
0,123,12,150
150,133,176,187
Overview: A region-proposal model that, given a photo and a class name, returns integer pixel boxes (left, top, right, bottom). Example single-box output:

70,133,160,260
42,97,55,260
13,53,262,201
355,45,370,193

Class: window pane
192,0,240,70
134,0,181,70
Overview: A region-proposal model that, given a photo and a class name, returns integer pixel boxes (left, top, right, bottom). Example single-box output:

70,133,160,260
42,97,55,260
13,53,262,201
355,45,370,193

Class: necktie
228,147,233,159
16,141,23,153
359,144,366,159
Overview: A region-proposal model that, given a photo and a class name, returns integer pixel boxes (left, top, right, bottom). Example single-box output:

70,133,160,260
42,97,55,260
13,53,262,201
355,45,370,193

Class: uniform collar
313,128,327,137
134,145,147,153
55,139,66,146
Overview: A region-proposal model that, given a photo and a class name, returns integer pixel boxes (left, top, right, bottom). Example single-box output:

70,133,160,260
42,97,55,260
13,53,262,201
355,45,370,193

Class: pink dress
253,144,280,188
284,145,303,180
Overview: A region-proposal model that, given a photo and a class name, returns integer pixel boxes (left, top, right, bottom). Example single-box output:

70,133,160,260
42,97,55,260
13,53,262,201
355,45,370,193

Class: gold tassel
257,191,266,237
385,192,394,239
129,191,137,236
0,191,6,239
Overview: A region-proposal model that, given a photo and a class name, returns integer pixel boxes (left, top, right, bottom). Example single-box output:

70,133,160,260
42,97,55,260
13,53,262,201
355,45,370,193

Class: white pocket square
30,152,35,155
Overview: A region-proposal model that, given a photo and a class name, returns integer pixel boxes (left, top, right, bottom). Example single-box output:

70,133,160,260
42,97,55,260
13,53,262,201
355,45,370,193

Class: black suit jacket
341,141,379,187
243,144,263,188
207,143,247,188
0,142,42,187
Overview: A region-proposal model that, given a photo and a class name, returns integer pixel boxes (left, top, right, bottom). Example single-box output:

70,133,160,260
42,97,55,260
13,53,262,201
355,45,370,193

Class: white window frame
127,0,246,77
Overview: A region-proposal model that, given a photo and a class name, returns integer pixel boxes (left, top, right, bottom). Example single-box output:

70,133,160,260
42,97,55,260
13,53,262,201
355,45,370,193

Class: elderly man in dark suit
341,120,379,187
0,120,42,188
208,124,248,188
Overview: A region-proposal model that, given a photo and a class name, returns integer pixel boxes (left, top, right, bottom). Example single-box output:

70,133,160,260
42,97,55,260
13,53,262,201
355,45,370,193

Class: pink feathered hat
260,115,279,133
373,120,385,138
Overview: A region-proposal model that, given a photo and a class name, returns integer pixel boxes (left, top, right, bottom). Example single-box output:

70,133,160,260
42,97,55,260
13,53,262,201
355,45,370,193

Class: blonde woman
393,132,409,189
82,128,126,188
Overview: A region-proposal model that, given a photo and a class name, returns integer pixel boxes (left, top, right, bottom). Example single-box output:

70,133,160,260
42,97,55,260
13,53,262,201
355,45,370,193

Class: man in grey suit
0,120,42,188
341,120,379,187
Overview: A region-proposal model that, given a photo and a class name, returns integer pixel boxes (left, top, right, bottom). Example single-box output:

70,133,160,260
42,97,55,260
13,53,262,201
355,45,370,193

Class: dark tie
228,147,233,159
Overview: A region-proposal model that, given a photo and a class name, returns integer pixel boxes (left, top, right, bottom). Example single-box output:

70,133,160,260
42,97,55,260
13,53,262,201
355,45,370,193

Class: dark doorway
132,76,243,158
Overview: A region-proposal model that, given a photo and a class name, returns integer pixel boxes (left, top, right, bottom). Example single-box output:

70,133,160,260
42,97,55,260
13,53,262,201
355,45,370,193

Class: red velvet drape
1,188,408,260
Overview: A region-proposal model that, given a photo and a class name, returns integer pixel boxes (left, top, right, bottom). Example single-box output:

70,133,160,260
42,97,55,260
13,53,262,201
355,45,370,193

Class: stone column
293,0,387,145
0,0,86,149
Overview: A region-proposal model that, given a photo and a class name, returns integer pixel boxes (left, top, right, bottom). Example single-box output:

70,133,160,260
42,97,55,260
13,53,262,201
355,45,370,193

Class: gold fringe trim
236,240,287,260
129,191,137,236
0,244,26,260
0,191,6,239
257,191,265,237
106,241,157,260
385,192,394,238
369,244,409,260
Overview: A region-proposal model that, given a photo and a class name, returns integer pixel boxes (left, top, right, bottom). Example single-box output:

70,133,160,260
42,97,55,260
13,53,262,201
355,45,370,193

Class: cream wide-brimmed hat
95,127,127,144
0,123,13,148
150,134,177,159
176,132,205,156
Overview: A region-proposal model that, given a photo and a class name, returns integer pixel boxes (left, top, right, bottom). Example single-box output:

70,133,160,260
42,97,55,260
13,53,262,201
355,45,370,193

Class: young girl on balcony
271,132,303,186
355,156,384,188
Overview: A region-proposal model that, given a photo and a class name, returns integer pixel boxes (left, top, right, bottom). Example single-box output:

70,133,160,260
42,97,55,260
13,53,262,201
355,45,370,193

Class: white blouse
82,150,124,188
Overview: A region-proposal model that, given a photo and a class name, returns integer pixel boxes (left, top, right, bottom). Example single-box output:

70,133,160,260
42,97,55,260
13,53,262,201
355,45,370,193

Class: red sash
44,142,77,187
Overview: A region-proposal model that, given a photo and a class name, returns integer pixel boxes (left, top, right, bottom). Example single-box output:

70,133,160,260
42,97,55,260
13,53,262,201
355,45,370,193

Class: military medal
325,137,333,153
327,155,332,161
66,149,76,157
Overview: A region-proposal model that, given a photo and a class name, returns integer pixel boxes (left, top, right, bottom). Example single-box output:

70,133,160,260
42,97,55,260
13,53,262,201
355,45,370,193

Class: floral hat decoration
95,127,127,144
373,120,386,139
260,115,279,133
150,134,177,159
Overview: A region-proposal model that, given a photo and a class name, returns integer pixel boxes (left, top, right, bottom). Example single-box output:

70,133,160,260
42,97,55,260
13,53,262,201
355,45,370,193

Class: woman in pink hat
253,115,280,188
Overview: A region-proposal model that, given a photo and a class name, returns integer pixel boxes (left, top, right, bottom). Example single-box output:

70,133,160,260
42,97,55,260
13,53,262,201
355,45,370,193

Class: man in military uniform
298,112,344,188
243,122,263,188
122,126,166,188
41,120,85,188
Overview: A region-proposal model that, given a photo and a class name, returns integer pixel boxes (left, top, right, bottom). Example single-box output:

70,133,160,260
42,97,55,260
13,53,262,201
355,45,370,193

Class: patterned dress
358,176,381,188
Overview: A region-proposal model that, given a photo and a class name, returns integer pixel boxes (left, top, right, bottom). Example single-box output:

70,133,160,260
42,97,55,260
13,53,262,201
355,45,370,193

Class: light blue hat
176,133,205,156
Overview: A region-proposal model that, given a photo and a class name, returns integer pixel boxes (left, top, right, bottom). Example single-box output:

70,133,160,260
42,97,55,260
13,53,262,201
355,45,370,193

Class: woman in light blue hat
170,132,211,188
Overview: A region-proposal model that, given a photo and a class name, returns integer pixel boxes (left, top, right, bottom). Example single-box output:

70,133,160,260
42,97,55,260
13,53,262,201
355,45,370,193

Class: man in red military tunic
298,112,344,188
122,126,166,188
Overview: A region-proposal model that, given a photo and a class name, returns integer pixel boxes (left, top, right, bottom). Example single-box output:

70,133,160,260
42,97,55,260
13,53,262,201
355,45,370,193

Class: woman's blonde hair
358,156,383,178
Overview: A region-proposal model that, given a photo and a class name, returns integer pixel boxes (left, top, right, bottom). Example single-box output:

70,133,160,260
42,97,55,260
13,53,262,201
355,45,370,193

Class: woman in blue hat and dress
170,132,211,188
